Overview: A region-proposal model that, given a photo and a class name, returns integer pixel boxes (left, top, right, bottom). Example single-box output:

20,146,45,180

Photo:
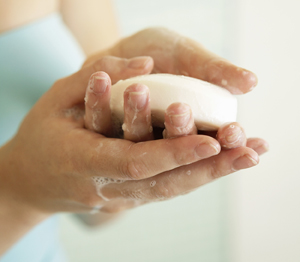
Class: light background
60,0,300,261
234,0,300,261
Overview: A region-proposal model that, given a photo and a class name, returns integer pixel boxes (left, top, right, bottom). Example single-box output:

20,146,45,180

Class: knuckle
121,159,146,180
174,151,194,166
76,180,104,208
92,56,113,72
208,161,231,180
152,180,175,200
124,190,145,200
80,193,102,209
174,151,185,166
209,165,222,180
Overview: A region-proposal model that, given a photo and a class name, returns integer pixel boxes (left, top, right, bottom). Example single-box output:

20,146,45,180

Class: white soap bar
111,74,237,131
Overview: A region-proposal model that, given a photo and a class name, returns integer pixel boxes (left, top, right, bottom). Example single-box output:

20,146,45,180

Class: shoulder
0,0,59,33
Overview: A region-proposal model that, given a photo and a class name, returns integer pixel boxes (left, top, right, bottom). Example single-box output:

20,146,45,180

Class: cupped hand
85,27,257,94
83,70,268,213
1,56,227,215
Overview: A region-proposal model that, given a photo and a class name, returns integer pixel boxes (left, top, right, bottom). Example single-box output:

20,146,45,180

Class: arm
0,141,49,255
0,56,222,253
60,0,120,56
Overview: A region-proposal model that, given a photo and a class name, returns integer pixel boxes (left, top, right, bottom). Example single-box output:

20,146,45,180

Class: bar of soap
111,74,237,131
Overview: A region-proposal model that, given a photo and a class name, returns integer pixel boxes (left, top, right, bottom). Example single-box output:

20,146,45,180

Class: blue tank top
0,13,85,262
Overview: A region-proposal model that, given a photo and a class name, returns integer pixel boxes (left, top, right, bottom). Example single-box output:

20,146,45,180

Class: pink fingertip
232,153,259,171
92,76,108,93
166,103,190,115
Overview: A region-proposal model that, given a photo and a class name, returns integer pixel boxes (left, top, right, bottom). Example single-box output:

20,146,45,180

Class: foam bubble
150,180,156,187
221,79,228,86
92,176,124,201
92,100,99,108
61,106,84,120
122,123,129,132
92,113,99,131
90,205,102,214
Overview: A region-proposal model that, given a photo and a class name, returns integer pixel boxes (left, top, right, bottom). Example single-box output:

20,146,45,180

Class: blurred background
60,0,300,261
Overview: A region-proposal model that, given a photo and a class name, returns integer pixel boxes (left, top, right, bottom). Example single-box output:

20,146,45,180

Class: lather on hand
82,28,268,212
83,55,267,212
0,56,227,217
84,27,258,94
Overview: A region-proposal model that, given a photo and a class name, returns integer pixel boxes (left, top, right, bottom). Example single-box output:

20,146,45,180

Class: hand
83,70,268,213
84,27,258,95
0,56,223,216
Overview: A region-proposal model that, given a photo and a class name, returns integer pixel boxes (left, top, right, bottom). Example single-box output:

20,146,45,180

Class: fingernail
128,91,147,111
195,143,220,158
253,143,270,156
237,67,258,91
225,125,242,144
128,57,151,69
167,103,191,128
232,154,259,171
169,112,191,128
91,76,108,94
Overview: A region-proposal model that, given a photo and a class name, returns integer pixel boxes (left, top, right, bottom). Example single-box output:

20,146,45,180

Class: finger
99,146,259,201
216,122,247,149
123,84,153,142
70,131,221,180
100,199,146,213
52,56,154,109
176,41,258,94
84,72,112,136
109,28,257,94
87,56,154,84
163,103,197,138
246,137,269,156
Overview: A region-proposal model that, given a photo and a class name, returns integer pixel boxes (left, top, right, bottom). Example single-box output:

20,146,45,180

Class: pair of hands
1,28,268,217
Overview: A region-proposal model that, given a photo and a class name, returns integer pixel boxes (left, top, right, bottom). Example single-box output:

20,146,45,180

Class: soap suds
92,176,124,201
150,180,156,187
92,100,98,108
90,205,102,214
92,113,99,132
61,106,84,120
131,111,138,125
221,79,228,86
122,123,129,132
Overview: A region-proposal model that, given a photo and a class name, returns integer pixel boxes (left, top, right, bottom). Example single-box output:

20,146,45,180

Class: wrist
0,196,48,255
0,139,49,255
